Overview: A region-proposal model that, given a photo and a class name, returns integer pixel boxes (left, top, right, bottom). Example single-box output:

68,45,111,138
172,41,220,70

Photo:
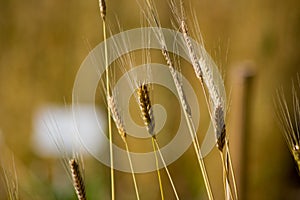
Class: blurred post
229,61,256,200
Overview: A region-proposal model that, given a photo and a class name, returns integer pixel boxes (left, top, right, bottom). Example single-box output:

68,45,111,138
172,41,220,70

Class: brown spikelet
215,105,226,152
107,95,126,139
69,159,86,200
99,0,106,20
137,83,155,136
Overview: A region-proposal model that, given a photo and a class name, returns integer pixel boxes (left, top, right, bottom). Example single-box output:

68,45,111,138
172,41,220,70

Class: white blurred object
32,104,107,158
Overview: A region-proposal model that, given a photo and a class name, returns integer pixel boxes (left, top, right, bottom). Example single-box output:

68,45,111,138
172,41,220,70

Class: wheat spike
180,21,203,79
215,104,226,151
137,83,155,136
99,0,106,20
69,159,86,200
162,48,192,117
107,95,126,139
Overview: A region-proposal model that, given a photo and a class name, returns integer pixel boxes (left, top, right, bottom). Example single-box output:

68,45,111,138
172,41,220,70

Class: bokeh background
1,0,300,199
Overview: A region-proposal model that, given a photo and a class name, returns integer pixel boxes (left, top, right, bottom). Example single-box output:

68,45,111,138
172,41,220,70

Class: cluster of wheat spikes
275,75,300,175
68,0,239,199
0,0,240,199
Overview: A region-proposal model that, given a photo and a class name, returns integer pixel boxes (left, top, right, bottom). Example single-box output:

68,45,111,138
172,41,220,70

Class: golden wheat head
137,83,155,136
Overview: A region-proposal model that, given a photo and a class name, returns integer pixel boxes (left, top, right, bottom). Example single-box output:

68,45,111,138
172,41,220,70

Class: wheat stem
183,108,214,200
153,139,180,200
124,140,141,200
152,137,165,200
98,0,115,198
226,142,239,200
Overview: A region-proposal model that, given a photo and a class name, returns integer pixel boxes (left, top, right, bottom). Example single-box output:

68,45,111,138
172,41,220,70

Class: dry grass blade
69,158,87,200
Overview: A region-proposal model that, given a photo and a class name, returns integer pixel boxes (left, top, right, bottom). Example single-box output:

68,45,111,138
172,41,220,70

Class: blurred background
0,0,300,199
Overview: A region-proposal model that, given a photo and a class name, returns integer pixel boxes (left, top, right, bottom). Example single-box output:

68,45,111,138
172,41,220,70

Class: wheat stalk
97,1,116,199
169,1,239,199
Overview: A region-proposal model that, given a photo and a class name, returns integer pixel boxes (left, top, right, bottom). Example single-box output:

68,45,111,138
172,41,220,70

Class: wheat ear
69,159,86,200
99,0,106,21
200,44,238,200
107,94,140,200
137,83,155,136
